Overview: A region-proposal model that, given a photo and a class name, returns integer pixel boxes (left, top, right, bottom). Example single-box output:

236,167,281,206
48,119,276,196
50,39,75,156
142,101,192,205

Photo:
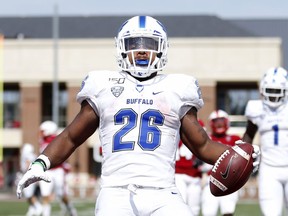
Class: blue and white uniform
245,100,288,216
245,100,288,166
77,70,203,216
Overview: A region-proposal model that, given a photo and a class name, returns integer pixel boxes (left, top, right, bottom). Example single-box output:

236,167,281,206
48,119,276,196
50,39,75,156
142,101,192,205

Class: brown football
209,143,254,196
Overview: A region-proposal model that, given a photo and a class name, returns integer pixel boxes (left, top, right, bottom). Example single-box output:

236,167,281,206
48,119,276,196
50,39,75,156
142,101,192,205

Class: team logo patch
111,86,124,97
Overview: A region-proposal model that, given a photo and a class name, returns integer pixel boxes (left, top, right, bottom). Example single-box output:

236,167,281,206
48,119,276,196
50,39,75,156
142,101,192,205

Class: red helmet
208,110,229,135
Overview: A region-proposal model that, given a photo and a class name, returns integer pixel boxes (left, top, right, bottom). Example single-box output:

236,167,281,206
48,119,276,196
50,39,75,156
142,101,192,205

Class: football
209,143,254,196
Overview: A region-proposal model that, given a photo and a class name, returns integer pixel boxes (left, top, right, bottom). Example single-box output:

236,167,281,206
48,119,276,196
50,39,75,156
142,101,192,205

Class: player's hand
16,163,51,199
234,140,246,145
251,144,260,173
235,140,260,173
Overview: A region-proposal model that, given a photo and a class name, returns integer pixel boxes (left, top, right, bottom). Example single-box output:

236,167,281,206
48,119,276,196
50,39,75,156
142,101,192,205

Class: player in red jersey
175,120,205,216
201,110,241,216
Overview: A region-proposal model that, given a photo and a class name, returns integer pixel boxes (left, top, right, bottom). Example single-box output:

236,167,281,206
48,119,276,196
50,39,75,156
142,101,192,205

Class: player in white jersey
243,67,288,216
16,16,260,216
20,143,42,216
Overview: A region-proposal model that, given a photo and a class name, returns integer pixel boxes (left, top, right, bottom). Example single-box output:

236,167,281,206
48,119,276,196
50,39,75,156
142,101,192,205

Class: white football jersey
245,100,288,166
77,70,204,188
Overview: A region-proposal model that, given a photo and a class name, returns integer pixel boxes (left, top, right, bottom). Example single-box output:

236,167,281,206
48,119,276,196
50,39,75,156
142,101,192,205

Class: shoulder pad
245,100,263,119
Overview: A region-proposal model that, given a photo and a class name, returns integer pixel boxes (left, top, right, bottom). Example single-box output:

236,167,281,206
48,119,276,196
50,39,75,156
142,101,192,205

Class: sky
0,0,288,19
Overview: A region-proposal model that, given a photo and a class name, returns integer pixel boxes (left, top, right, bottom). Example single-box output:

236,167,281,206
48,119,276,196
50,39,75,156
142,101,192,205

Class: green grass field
0,198,95,216
0,198,261,216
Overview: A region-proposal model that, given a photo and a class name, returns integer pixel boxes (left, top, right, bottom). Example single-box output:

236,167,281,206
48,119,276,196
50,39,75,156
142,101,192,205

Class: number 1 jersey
245,100,288,166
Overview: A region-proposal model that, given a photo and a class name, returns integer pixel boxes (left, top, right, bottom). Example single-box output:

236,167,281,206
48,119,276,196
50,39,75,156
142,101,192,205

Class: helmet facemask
122,37,162,76
260,86,286,108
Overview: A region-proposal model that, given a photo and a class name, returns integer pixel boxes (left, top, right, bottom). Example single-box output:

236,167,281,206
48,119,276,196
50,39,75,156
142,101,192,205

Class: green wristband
32,159,47,171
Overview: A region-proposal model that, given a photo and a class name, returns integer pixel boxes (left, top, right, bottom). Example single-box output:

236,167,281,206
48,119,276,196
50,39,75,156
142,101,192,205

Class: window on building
3,83,21,128
217,82,260,126
3,148,19,188
41,82,67,127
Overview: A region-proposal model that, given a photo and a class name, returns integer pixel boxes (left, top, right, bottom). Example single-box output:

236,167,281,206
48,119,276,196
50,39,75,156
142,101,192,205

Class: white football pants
95,185,194,216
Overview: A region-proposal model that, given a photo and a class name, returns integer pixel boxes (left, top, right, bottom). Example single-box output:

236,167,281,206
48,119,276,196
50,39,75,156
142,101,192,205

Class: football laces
212,149,230,173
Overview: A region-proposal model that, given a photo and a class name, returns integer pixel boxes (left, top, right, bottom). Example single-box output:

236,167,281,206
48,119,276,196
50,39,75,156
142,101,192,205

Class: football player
201,110,241,216
243,67,288,216
38,121,77,216
16,16,260,216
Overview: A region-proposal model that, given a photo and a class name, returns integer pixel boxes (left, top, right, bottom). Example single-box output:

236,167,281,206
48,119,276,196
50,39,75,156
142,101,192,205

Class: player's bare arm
42,100,99,168
242,120,258,143
180,107,228,165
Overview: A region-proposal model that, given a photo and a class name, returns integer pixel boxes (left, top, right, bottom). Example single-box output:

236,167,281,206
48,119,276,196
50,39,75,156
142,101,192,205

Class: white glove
252,144,260,173
235,140,261,173
16,163,51,199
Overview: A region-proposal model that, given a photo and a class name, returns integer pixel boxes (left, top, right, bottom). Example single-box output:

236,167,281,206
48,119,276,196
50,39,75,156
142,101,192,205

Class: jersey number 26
113,108,165,151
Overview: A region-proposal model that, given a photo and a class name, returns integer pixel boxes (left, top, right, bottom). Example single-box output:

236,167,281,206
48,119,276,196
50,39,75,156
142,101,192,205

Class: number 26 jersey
77,70,204,188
